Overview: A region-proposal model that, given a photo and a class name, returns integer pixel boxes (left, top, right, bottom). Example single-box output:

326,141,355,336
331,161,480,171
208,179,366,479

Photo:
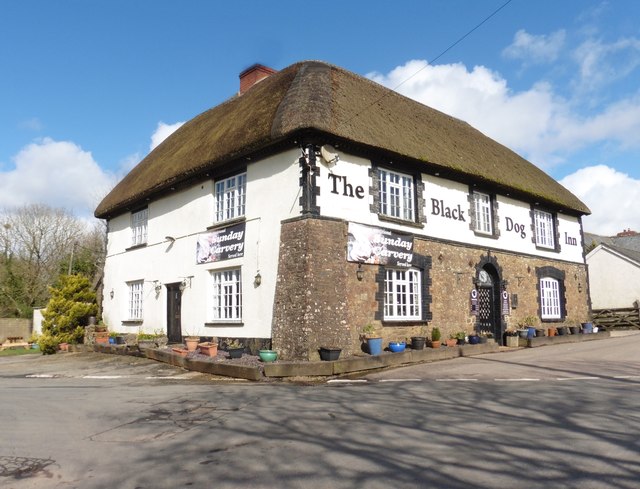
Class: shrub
431,327,441,341
41,274,98,354
37,333,60,355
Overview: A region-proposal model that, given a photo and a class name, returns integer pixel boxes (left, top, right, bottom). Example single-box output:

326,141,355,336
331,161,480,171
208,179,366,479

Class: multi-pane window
473,192,492,234
131,208,148,246
384,268,422,320
211,269,242,321
215,173,246,222
127,281,144,320
379,169,414,221
534,209,555,249
540,277,561,319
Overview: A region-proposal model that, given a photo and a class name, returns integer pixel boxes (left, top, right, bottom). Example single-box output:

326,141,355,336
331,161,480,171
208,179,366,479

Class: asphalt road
1,333,639,489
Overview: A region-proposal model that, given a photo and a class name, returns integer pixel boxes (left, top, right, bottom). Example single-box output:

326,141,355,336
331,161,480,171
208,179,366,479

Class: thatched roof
95,60,590,219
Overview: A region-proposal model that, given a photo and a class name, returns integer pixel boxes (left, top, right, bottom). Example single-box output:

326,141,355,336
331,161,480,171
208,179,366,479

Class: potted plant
478,330,492,344
184,333,200,352
505,328,519,347
198,339,219,357
388,340,406,353
430,327,442,348
455,331,466,345
557,326,568,335
445,333,457,347
411,327,426,350
519,316,538,339
468,331,480,345
258,349,278,362
137,332,158,350
319,346,342,361
362,323,383,356
548,326,557,337
226,339,244,358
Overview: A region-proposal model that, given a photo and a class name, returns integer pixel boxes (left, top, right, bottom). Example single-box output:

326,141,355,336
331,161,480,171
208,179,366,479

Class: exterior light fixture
356,263,364,281
153,280,162,294
254,272,262,287
179,276,193,292
110,289,114,299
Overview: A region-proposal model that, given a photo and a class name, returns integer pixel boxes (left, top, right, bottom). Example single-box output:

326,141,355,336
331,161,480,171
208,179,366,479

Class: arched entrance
476,264,503,345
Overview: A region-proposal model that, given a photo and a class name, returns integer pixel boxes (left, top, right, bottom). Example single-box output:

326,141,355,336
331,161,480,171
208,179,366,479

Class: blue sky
1,0,640,235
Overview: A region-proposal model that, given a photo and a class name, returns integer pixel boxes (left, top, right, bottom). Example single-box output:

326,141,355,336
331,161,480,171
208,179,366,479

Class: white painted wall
587,245,640,309
316,153,585,264
102,149,302,338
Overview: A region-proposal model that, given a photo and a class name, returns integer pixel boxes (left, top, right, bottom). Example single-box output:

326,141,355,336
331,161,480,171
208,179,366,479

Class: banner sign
470,289,478,316
347,222,413,267
196,222,245,264
501,289,510,316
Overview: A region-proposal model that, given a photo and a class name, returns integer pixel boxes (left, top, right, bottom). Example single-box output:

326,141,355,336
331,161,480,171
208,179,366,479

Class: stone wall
272,216,590,360
272,217,351,361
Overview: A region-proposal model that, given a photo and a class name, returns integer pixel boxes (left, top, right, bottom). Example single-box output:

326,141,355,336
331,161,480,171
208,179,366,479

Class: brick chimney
239,64,277,95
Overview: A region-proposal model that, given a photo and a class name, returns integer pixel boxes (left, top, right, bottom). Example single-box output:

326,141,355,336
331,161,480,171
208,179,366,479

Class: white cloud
560,165,640,235
18,117,44,131
150,121,184,151
0,138,115,218
367,60,640,170
573,37,640,91
503,29,566,64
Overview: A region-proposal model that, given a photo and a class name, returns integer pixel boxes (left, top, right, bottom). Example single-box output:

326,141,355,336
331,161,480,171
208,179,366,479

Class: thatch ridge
95,60,589,218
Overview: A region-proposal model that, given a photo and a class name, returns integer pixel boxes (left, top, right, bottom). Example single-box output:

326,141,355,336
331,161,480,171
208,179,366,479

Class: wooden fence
592,307,640,330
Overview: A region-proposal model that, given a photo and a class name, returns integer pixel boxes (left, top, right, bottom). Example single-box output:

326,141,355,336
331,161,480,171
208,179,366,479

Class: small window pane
215,173,247,222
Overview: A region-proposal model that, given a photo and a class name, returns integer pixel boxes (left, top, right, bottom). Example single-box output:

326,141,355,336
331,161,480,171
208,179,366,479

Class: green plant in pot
226,339,244,359
455,331,466,345
430,327,442,348
362,323,383,356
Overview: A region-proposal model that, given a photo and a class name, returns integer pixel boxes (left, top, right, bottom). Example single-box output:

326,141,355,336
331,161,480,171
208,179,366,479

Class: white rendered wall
587,246,640,309
316,153,585,264
102,149,302,338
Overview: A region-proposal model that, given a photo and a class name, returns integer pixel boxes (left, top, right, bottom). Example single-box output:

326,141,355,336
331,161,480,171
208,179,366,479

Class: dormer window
534,209,555,249
131,208,148,246
215,173,246,222
378,168,414,221
473,191,492,235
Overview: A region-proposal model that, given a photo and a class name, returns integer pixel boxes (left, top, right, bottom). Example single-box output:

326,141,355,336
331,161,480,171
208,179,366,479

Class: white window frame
384,268,422,320
210,268,242,321
379,168,414,221
127,280,144,321
215,173,247,222
131,208,148,246
540,277,561,319
473,191,492,235
534,209,555,249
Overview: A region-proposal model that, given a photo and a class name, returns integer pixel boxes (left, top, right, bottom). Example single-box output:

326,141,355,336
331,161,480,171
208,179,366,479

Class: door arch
476,264,503,345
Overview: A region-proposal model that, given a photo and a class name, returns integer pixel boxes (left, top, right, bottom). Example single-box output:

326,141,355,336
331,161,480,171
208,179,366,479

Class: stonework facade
272,216,590,360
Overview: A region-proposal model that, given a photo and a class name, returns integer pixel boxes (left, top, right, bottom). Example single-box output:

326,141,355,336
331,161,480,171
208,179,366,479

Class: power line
341,0,514,128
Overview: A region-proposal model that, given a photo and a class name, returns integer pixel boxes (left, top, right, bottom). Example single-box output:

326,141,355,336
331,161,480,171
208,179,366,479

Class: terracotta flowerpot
430,340,441,349
445,338,457,347
198,342,218,357
185,337,199,352
548,327,557,337
172,347,188,357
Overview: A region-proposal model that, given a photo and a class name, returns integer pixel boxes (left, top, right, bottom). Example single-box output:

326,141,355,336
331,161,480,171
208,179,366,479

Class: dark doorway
476,265,503,345
166,283,182,343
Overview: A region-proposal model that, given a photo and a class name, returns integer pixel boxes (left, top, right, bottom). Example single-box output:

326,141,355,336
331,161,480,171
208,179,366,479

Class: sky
1,0,640,236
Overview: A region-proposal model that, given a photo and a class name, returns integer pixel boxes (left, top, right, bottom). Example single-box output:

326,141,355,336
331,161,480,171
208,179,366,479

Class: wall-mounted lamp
179,276,193,292
153,280,162,294
254,272,262,287
356,263,364,281
165,236,176,243
110,288,114,300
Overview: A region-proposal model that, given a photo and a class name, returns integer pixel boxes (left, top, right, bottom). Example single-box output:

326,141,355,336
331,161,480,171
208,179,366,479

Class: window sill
377,214,424,229
205,321,244,327
473,230,499,240
382,320,429,326
207,217,246,231
535,245,558,253
126,243,147,251
122,320,143,325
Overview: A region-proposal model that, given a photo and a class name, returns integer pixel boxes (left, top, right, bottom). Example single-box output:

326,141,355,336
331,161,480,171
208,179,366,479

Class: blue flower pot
367,337,383,356
389,341,406,353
